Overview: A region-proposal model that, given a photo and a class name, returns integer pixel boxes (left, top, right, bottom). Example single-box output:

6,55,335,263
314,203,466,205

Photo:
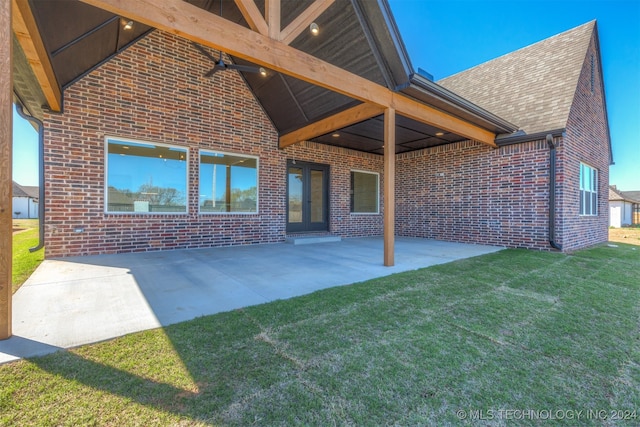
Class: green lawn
1,244,639,426
11,219,44,293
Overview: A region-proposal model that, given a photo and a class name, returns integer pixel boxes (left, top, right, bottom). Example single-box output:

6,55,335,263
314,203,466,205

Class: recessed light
332,133,340,138
310,23,319,36
123,20,134,31
259,67,267,77
435,132,444,136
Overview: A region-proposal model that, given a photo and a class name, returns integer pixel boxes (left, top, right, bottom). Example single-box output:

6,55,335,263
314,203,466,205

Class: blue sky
388,0,640,191
12,0,640,191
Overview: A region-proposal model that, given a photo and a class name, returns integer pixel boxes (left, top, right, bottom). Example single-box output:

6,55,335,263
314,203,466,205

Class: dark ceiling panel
250,75,309,131
30,0,114,52
291,0,386,86
280,0,316,28
30,0,153,88
51,21,119,88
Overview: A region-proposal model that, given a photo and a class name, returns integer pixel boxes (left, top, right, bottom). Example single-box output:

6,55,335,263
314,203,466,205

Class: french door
286,160,329,233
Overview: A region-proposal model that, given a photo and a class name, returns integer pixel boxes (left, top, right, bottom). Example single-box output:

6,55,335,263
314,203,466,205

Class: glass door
287,160,329,233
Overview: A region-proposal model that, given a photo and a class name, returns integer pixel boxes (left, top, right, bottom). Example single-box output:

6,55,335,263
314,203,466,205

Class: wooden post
266,0,280,40
383,108,395,267
0,0,13,339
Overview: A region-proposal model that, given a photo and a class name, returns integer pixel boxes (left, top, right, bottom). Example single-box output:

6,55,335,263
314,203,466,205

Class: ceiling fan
192,0,265,77
192,43,266,77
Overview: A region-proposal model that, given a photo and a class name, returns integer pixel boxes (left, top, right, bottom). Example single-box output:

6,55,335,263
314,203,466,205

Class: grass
1,244,639,426
610,225,640,246
11,219,44,293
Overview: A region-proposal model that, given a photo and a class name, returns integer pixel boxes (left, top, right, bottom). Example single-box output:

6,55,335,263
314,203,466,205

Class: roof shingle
438,21,596,135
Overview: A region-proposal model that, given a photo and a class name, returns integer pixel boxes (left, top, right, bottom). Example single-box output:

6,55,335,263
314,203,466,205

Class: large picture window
199,151,258,213
106,138,188,213
579,163,598,216
351,170,379,214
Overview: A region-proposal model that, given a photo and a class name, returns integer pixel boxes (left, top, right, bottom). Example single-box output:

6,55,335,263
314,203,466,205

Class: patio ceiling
13,0,518,154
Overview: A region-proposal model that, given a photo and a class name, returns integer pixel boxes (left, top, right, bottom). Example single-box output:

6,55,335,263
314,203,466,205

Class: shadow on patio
1,237,502,364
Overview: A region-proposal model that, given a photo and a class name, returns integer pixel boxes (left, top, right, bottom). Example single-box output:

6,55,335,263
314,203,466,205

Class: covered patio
0,237,502,364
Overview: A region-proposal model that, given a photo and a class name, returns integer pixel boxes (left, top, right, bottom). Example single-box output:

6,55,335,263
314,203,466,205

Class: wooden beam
279,103,383,148
12,0,61,112
78,0,497,146
391,93,497,148
383,108,395,267
280,0,335,45
265,0,280,40
1,0,13,339
233,0,268,37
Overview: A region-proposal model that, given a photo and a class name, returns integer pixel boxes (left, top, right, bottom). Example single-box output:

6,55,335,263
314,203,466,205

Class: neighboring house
609,186,639,227
8,0,611,260
12,181,39,219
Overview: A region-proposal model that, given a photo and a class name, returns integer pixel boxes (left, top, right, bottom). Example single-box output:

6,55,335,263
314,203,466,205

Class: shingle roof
609,186,640,203
438,21,596,135
624,191,640,202
12,181,39,200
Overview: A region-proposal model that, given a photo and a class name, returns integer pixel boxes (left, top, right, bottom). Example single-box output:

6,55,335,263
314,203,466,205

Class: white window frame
104,136,189,215
350,169,380,215
579,162,598,216
198,149,259,215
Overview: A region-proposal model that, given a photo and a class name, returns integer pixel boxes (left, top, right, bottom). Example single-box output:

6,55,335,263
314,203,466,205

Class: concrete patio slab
0,237,503,364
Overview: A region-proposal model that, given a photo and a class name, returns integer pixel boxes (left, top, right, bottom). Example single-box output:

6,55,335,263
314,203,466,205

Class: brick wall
396,139,555,249
43,27,610,258
43,31,382,258
395,29,610,252
557,30,611,251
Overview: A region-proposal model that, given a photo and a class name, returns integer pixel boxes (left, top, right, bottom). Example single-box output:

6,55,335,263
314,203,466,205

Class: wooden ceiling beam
12,0,61,112
78,0,497,147
280,0,335,45
233,0,268,37
279,103,384,148
391,93,497,148
265,0,280,40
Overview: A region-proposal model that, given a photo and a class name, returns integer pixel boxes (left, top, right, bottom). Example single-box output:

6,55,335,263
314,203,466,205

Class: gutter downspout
547,134,561,250
15,103,44,252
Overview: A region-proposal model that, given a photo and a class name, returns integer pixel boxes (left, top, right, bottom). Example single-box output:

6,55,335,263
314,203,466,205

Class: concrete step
285,235,342,245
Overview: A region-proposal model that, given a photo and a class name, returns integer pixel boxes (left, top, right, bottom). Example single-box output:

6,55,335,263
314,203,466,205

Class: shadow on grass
7,244,639,425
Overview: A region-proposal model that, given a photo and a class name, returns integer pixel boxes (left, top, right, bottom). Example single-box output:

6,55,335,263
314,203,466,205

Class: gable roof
609,186,640,203
438,21,596,136
12,181,39,199
12,0,517,155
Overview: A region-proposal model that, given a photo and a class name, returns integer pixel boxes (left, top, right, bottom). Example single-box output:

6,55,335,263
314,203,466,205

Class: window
351,170,379,214
199,151,258,213
579,163,598,216
106,138,188,213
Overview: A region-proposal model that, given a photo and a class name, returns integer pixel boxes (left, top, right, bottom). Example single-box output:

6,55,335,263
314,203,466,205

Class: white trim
198,149,260,215
350,169,380,215
579,162,598,217
104,136,189,215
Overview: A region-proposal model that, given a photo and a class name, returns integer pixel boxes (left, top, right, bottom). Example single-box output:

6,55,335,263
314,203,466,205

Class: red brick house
10,1,611,259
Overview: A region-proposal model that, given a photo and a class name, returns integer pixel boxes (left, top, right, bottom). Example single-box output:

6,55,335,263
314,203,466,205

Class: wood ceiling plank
279,103,383,148
78,0,497,147
233,0,268,36
280,0,335,45
12,0,61,111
